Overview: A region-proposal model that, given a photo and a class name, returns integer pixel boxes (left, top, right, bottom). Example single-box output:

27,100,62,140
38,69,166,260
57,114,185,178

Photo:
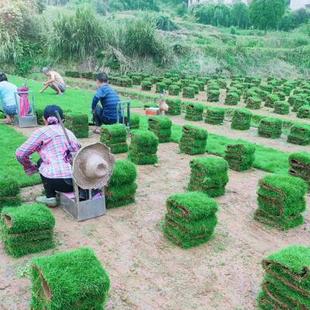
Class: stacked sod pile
297,105,310,119
224,142,255,171
105,160,137,208
264,94,279,108
246,96,261,109
31,247,110,309
274,101,290,115
0,204,55,257
258,118,282,139
0,178,20,211
205,107,225,125
254,174,308,230
231,109,252,130
287,124,310,145
183,87,195,98
289,152,310,190
163,192,218,248
179,125,207,155
130,114,140,129
166,98,181,115
100,124,128,154
207,89,220,102
185,103,204,121
224,91,240,105
148,116,172,143
66,113,89,138
188,157,229,197
128,130,159,165
257,245,310,309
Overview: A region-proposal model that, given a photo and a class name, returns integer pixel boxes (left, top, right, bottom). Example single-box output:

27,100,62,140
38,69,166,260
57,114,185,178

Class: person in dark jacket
92,72,121,133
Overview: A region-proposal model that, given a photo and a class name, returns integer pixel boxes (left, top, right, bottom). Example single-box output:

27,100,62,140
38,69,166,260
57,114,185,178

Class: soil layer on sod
0,204,55,257
101,124,128,154
163,192,218,249
188,157,228,197
106,160,137,208
257,245,310,309
179,125,208,155
31,247,110,309
254,174,308,230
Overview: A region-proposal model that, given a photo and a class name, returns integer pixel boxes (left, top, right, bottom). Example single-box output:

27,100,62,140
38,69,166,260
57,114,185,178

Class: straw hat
73,143,115,189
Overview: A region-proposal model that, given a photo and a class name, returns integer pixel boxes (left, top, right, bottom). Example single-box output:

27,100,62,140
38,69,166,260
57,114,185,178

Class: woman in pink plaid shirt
16,105,80,207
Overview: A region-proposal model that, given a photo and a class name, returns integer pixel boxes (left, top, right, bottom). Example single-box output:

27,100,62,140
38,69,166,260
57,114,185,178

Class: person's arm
92,95,100,112
40,83,49,93
16,129,45,175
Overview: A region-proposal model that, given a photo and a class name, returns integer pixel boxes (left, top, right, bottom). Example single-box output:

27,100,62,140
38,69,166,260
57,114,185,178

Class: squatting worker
0,72,18,124
16,105,80,207
92,72,122,134
40,67,66,95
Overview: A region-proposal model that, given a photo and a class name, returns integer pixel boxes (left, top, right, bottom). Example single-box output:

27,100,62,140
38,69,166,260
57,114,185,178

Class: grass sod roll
179,125,207,155
273,101,290,115
0,204,55,257
264,94,280,108
246,96,261,110
168,84,180,96
224,92,240,105
100,124,128,154
163,192,218,248
185,103,204,121
166,98,181,115
287,124,310,145
148,116,172,143
257,245,310,309
65,113,89,138
207,89,220,102
297,105,310,119
289,152,310,189
224,142,255,171
258,118,282,139
128,130,159,165
254,175,308,230
188,157,229,197
0,178,21,210
130,114,140,129
31,248,110,309
182,87,195,99
205,107,225,125
231,109,252,130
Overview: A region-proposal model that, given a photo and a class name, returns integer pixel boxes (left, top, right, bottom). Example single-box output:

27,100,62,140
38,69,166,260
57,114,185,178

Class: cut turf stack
273,101,290,115
254,174,308,230
188,157,229,197
31,247,110,309
287,124,310,145
66,113,89,138
297,105,310,119
166,98,181,115
205,107,225,125
289,152,310,190
128,130,159,165
185,103,204,121
148,116,172,143
0,178,20,211
258,118,282,139
106,160,137,208
0,204,55,257
163,192,218,249
179,125,207,155
231,109,252,130
246,96,261,109
100,124,128,154
224,142,255,171
257,245,310,310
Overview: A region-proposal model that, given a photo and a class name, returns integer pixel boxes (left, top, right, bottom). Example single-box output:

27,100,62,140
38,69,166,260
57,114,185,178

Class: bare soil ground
0,128,309,309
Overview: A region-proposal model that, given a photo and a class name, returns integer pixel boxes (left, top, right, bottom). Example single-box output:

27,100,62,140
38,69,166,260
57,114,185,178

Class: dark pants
93,106,118,126
37,159,73,198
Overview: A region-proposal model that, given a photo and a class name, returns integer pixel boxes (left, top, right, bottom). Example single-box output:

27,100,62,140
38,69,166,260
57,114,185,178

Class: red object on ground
17,87,30,117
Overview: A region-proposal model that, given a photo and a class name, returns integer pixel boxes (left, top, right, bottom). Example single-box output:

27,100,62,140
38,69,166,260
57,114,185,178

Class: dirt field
0,126,309,309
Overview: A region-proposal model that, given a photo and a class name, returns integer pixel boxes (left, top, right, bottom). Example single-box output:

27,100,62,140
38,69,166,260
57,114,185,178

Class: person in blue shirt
92,72,121,133
0,72,18,124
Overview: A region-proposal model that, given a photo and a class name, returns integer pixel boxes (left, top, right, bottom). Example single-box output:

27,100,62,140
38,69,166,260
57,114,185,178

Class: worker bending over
40,67,66,95
92,72,122,133
16,105,80,207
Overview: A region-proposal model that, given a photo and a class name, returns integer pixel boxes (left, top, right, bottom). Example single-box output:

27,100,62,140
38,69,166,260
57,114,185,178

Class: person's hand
25,165,38,176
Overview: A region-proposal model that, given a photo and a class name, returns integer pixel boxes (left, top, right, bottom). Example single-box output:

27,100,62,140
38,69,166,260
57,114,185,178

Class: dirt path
0,140,309,310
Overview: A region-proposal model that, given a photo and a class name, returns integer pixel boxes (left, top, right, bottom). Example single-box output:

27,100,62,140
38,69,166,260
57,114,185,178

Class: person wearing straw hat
16,105,80,207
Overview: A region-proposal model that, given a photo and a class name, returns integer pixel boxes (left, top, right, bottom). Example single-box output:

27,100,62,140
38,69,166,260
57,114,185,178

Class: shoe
36,196,58,207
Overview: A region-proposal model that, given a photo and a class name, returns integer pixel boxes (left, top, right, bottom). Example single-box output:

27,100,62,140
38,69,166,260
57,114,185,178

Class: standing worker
40,67,66,95
92,72,122,134
0,72,18,124
16,105,80,207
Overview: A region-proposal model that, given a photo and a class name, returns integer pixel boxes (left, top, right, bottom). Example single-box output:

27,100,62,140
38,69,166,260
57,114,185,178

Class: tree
249,0,286,31
231,1,250,29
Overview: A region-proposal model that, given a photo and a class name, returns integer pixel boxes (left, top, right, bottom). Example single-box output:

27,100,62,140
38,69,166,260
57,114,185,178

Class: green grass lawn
0,124,41,187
